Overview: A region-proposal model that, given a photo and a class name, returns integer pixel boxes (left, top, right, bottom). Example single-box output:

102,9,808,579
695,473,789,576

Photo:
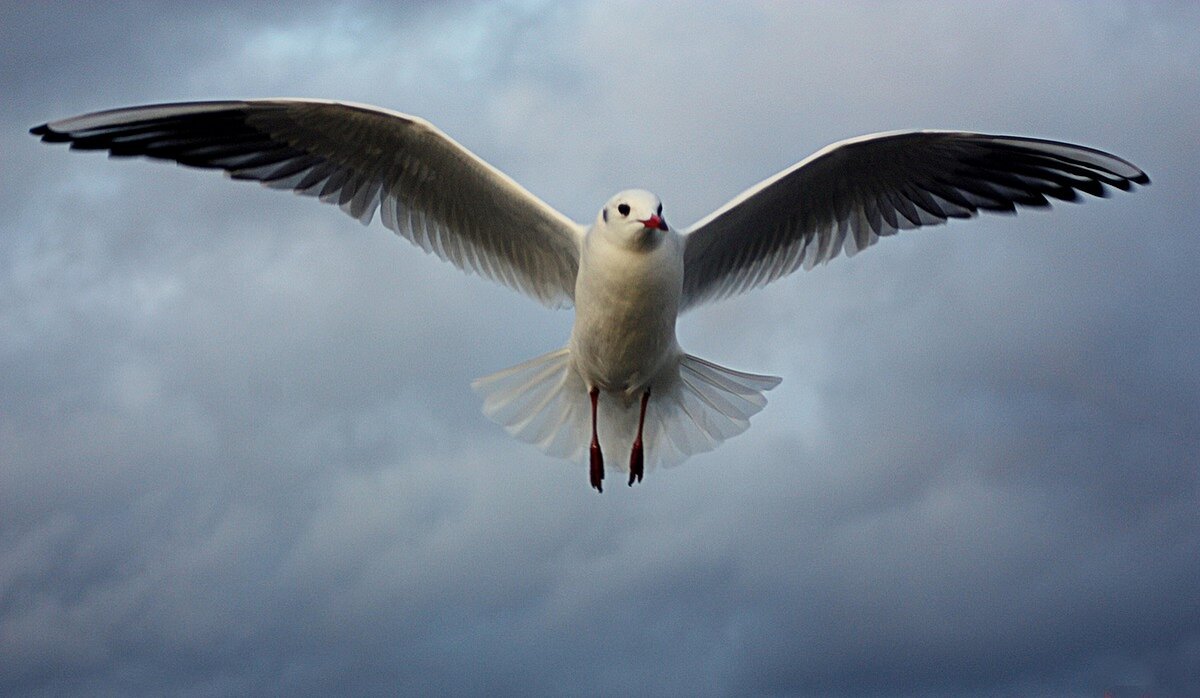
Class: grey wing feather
680,131,1149,311
32,99,583,308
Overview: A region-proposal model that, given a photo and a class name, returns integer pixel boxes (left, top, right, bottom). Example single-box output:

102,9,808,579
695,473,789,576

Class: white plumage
32,99,1149,491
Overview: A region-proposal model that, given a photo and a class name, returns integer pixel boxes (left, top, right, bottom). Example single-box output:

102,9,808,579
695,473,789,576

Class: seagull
31,100,1149,491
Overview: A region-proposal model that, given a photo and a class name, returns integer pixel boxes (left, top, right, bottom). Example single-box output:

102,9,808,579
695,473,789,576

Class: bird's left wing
680,131,1149,311
32,100,584,308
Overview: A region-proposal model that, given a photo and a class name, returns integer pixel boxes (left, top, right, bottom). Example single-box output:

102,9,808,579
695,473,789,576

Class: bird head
597,189,669,249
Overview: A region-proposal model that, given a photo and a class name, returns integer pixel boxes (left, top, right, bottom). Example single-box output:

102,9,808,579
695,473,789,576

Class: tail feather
471,348,588,460
472,349,780,471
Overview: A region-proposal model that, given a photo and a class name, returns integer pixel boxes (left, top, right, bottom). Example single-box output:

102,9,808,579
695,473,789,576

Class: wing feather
681,131,1148,311
32,99,583,308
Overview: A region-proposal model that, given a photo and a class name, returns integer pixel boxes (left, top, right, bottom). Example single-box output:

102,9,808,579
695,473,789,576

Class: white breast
569,229,684,395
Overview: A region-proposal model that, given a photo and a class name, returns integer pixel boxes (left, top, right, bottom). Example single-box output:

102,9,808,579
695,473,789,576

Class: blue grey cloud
2,1,1197,696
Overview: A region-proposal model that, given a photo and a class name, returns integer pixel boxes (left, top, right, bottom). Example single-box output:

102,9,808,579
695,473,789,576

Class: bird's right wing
32,100,584,308
680,131,1149,311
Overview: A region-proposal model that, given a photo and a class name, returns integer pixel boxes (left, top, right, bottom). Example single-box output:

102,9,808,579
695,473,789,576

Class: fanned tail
471,348,589,461
653,354,782,465
472,350,781,472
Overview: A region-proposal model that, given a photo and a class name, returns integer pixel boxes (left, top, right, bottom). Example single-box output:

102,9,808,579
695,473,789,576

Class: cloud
2,1,1197,696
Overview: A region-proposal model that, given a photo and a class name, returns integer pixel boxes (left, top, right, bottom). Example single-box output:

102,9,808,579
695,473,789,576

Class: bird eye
618,203,630,217
657,203,663,215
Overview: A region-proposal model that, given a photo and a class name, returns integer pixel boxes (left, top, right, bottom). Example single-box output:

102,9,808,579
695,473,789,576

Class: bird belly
569,239,682,397
572,302,677,394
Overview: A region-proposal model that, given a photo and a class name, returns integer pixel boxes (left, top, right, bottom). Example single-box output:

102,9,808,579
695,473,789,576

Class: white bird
32,100,1149,491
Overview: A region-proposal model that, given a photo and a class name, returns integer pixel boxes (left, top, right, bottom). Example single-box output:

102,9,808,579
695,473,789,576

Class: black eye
618,203,630,217
656,203,662,215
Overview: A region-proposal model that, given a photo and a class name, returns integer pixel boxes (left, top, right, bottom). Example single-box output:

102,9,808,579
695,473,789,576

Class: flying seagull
31,100,1149,492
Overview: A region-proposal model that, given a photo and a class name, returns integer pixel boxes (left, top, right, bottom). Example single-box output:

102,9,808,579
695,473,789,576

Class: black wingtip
30,123,74,143
1134,171,1151,186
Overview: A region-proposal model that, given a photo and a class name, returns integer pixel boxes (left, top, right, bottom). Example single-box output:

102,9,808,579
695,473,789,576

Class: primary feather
681,131,1149,311
32,99,583,308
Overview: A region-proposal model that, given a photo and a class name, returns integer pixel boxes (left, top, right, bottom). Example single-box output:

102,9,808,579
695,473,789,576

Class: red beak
639,214,668,231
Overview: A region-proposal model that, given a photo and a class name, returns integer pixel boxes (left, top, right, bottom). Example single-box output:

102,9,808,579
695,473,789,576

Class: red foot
589,386,603,493
628,439,643,486
628,388,650,487
590,441,604,493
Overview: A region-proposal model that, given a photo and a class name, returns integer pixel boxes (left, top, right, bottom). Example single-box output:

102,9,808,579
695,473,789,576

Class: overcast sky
2,1,1198,696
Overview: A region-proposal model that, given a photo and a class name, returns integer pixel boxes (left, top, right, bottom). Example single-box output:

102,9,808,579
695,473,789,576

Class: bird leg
629,388,650,486
589,387,603,493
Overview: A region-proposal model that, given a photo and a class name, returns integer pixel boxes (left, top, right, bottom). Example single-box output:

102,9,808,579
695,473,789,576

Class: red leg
589,387,604,493
629,388,650,486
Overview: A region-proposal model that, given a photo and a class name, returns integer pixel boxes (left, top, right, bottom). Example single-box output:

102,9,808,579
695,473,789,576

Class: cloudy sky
3,1,1198,695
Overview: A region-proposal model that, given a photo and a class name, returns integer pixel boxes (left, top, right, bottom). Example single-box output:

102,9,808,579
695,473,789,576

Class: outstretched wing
681,131,1149,311
32,100,584,307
